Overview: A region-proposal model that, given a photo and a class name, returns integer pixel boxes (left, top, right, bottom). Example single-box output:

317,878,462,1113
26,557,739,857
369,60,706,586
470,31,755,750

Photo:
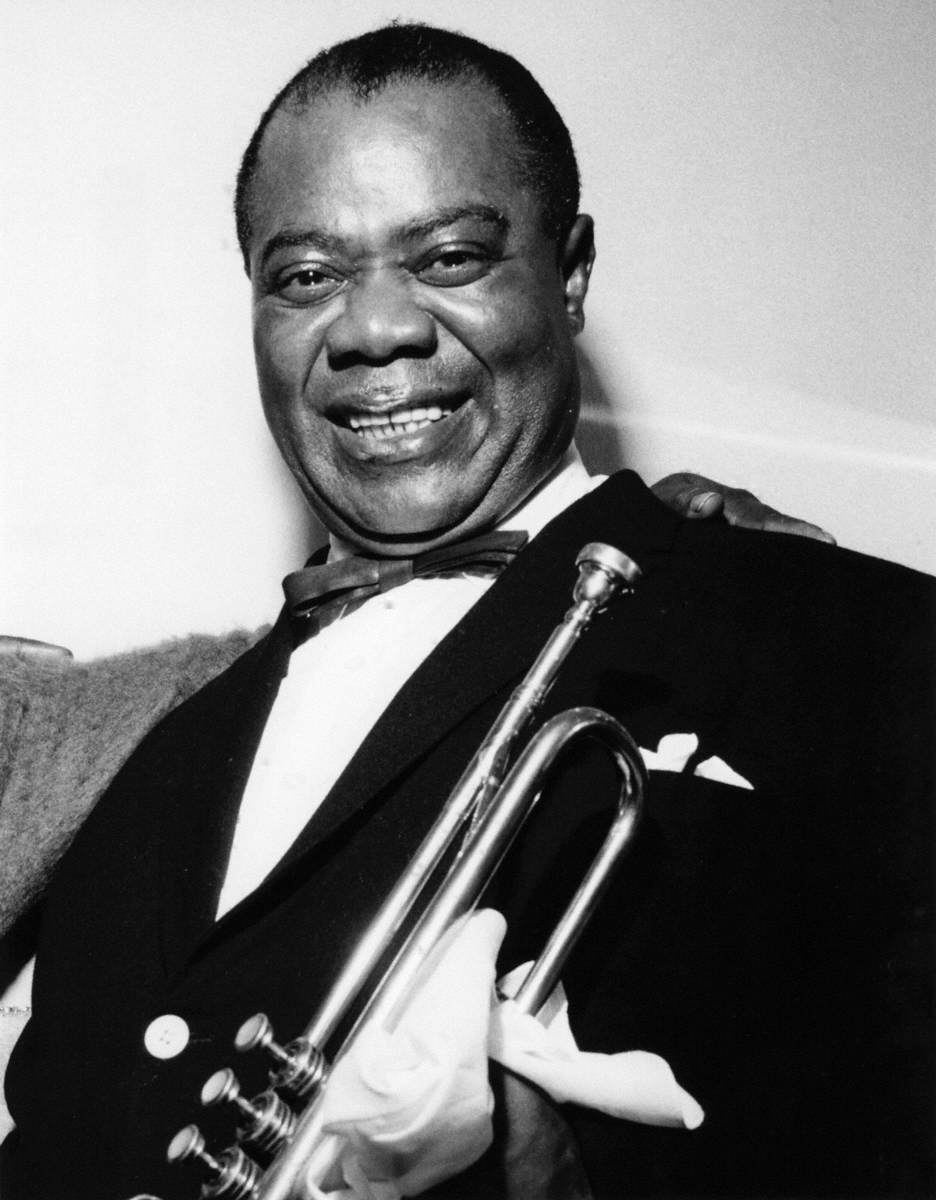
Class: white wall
2,0,933,659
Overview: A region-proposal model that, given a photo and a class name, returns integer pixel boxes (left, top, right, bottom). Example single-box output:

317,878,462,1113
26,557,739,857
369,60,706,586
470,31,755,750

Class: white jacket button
143,1013,190,1059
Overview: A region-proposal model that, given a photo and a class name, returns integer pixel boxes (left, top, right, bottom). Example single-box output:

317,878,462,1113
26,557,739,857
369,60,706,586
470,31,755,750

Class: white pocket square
640,734,753,790
694,755,753,790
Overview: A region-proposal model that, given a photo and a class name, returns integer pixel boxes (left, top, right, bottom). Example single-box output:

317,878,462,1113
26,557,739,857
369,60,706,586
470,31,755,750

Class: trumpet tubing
165,542,645,1200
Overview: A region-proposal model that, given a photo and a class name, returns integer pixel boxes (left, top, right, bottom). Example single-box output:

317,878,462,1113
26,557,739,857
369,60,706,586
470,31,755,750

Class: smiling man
246,67,590,553
1,24,932,1200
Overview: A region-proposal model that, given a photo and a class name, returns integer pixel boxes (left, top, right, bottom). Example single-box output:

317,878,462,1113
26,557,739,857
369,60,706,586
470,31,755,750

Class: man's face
248,78,593,555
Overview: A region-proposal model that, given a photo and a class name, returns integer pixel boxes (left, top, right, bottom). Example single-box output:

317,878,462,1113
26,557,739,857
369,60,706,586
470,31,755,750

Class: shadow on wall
576,350,634,476
574,347,936,578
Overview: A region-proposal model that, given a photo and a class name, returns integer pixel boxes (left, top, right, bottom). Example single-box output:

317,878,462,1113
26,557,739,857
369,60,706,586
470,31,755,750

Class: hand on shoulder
651,472,836,543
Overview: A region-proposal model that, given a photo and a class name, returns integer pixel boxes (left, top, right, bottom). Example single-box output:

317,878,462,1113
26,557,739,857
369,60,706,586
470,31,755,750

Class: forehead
248,79,538,251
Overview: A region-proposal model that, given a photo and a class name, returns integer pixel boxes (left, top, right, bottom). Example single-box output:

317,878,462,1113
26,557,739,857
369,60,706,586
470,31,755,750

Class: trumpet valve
234,1013,278,1056
235,1013,327,1098
201,1069,297,1153
166,1124,261,1199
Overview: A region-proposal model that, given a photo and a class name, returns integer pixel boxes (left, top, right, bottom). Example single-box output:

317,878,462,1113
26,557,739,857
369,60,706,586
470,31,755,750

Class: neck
327,446,596,562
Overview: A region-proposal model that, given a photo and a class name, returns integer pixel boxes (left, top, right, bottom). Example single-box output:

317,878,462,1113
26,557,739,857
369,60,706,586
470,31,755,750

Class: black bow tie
283,529,528,621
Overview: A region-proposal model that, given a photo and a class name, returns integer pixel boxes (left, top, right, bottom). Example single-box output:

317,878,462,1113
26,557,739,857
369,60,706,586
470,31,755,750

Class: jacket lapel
158,612,294,976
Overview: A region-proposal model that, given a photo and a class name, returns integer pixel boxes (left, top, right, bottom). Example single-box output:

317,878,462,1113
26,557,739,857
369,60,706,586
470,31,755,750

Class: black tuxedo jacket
3,472,933,1200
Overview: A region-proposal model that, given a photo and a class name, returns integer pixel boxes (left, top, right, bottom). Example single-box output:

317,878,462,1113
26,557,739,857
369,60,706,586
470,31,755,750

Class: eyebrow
259,204,510,270
399,205,509,242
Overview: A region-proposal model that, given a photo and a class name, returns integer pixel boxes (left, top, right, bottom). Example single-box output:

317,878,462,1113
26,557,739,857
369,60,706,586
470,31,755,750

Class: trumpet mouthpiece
573,543,642,608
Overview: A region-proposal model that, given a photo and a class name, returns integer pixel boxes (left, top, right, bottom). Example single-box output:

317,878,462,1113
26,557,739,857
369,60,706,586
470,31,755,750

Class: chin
333,502,490,556
342,492,482,546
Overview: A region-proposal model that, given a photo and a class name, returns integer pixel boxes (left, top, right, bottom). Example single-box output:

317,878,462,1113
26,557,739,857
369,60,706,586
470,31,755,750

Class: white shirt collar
497,444,603,541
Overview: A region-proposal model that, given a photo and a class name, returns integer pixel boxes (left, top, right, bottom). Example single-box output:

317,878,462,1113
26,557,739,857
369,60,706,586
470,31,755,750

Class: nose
325,270,437,363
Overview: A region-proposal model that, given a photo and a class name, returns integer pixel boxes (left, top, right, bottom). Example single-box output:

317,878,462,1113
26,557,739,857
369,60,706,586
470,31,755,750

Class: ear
560,214,595,335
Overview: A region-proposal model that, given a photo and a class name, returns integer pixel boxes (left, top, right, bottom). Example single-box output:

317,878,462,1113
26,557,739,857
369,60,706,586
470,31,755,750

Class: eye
273,263,345,305
415,247,491,288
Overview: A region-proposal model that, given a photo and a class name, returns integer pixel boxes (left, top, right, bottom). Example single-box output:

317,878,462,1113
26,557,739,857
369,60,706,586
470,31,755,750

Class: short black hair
234,22,580,273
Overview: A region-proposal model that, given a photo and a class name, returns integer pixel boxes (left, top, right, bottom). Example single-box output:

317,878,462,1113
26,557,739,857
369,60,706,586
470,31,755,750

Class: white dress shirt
216,449,603,917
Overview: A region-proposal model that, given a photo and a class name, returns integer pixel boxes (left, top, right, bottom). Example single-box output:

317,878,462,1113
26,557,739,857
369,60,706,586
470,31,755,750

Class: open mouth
343,400,462,441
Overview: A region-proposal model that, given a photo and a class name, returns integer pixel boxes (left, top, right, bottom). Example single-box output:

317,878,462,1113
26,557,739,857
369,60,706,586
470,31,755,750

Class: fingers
651,472,836,543
720,495,836,542
753,512,837,544
650,473,726,520
0,636,73,661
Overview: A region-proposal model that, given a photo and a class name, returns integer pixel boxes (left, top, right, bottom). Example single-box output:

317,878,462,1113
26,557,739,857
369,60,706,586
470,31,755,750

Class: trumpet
167,542,646,1200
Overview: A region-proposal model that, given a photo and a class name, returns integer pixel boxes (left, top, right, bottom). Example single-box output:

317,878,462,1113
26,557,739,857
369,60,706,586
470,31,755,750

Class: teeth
348,405,447,436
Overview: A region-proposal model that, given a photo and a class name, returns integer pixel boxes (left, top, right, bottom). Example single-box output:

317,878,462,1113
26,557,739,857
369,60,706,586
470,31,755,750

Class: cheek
253,311,325,404
434,275,567,378
254,345,313,465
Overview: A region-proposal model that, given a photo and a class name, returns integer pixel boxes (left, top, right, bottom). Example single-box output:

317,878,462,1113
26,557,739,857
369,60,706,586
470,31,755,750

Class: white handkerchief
315,911,505,1197
309,910,702,1198
490,971,704,1130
